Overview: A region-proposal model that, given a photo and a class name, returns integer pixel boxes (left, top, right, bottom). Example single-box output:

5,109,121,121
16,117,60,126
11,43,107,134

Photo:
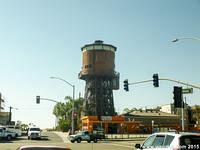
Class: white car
6,125,22,137
135,132,200,150
0,127,16,140
27,127,41,140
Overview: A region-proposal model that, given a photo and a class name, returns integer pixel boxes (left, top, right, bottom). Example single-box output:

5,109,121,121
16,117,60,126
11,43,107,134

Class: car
16,145,71,150
135,132,200,150
6,125,22,137
27,127,41,140
0,127,17,141
93,128,105,139
68,130,98,143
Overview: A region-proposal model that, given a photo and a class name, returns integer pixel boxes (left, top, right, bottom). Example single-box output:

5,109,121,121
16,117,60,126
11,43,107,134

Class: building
81,104,200,134
0,93,4,112
0,93,10,125
81,116,141,134
0,112,10,125
160,103,175,114
81,110,181,134
124,109,181,133
123,109,181,133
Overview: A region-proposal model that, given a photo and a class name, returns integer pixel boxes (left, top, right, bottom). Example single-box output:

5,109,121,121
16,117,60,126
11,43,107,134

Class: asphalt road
0,132,143,150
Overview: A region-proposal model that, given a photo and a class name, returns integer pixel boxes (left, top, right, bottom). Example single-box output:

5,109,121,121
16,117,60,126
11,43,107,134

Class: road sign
182,88,193,94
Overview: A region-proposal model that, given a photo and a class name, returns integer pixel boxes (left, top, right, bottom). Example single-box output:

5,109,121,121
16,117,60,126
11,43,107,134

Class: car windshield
142,135,156,148
30,128,40,132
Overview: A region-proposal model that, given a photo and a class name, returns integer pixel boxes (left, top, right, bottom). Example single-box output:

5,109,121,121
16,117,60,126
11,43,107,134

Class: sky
0,0,200,128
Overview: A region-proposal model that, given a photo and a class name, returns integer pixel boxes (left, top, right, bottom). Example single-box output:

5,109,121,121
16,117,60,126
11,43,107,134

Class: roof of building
0,112,9,117
123,110,179,117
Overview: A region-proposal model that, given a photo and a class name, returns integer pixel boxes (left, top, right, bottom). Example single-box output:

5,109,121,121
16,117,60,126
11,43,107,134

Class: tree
53,96,84,131
191,105,200,125
123,107,138,114
73,97,84,130
20,123,29,131
123,108,130,113
57,118,70,132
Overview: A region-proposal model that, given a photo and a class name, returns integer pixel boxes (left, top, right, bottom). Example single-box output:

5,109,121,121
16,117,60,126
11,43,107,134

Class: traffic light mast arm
129,79,153,85
160,78,200,90
129,78,200,90
40,98,59,103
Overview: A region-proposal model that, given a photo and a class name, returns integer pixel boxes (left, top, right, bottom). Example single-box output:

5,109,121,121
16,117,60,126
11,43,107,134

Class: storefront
81,116,141,134
81,111,182,134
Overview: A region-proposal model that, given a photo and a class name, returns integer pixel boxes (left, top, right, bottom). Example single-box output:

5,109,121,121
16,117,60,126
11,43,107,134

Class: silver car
135,132,200,150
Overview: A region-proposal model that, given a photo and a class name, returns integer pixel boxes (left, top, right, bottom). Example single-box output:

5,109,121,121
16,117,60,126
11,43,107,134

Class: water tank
79,40,117,79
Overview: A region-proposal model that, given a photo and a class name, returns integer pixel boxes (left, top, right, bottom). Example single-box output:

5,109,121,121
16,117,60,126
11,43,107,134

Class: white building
160,104,175,114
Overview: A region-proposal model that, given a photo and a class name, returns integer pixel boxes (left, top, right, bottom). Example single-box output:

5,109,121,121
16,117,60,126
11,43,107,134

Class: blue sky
0,0,200,128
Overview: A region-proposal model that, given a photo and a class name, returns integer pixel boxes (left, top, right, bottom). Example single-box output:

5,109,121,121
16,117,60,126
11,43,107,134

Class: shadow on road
0,135,50,143
0,139,13,143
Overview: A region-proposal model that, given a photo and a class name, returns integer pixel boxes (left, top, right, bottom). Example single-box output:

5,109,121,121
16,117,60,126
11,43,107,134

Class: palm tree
191,105,200,126
53,96,84,131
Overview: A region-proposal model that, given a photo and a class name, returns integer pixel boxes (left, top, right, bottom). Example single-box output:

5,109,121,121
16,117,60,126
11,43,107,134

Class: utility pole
8,106,18,125
181,97,184,131
9,106,12,125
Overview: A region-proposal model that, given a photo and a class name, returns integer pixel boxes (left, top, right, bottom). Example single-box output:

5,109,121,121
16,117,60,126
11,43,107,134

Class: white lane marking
103,142,134,149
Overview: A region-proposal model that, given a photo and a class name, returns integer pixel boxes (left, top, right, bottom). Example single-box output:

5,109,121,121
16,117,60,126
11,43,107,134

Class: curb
54,131,70,143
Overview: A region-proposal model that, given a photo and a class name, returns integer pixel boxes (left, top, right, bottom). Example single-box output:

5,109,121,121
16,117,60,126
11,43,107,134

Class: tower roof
81,40,117,52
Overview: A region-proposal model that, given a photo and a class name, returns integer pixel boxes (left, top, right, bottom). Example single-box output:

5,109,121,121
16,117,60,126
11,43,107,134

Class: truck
0,127,17,140
68,130,104,143
6,125,22,137
27,127,41,140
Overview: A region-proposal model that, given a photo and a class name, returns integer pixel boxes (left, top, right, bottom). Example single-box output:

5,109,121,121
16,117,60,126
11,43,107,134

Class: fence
105,134,149,140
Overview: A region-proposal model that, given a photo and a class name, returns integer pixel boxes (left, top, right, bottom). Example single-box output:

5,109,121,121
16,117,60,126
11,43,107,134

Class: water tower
79,40,119,116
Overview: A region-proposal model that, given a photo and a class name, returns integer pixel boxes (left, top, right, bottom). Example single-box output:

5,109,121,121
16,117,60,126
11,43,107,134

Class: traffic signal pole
129,79,153,85
128,78,200,90
126,74,199,131
38,98,59,103
181,99,185,131
159,78,200,90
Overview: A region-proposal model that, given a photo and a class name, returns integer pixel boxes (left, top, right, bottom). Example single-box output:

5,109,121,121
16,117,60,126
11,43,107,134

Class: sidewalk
54,131,148,143
54,131,70,143
105,134,149,140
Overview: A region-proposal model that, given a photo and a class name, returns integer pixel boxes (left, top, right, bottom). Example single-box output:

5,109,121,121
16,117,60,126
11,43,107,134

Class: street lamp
172,37,200,42
172,36,200,131
50,76,75,134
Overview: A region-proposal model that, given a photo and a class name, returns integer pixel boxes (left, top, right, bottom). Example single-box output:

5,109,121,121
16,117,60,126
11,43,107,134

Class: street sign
182,88,193,94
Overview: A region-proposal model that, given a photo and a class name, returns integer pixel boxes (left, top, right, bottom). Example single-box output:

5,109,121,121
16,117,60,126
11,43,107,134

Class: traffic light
124,79,129,91
36,96,40,104
153,74,159,87
173,86,182,108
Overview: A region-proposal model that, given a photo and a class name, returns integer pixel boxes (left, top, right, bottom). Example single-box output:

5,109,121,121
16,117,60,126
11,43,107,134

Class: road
0,132,143,150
